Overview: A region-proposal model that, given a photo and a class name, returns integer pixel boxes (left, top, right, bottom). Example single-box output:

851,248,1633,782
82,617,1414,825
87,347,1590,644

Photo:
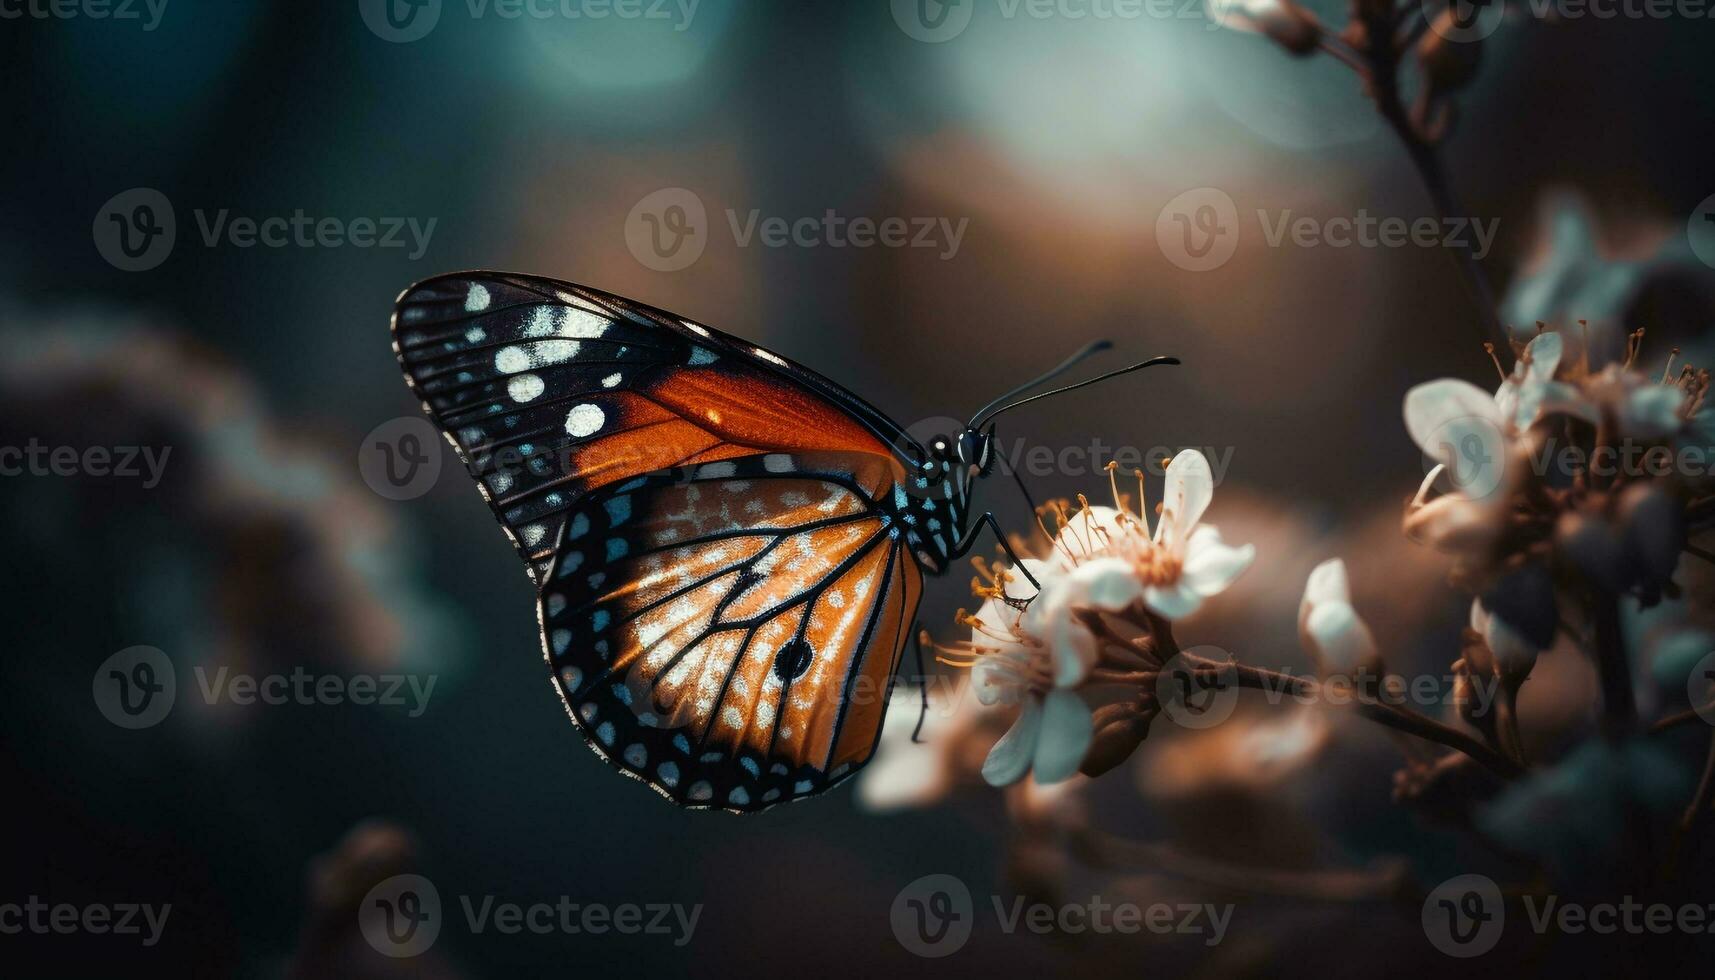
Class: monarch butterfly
390,271,1175,812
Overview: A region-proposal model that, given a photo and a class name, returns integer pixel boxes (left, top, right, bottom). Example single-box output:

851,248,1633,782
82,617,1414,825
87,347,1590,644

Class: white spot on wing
495,346,529,374
565,404,605,437
561,308,609,338
465,283,491,312
508,373,545,403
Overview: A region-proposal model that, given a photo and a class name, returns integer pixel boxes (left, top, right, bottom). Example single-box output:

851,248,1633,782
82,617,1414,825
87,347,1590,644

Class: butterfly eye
956,430,989,470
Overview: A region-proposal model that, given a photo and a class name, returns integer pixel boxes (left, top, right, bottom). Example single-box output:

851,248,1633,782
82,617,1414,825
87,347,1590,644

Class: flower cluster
934,450,1256,787
1403,328,1706,689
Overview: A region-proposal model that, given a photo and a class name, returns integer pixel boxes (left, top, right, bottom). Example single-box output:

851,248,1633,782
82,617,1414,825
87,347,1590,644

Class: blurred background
5,0,1715,976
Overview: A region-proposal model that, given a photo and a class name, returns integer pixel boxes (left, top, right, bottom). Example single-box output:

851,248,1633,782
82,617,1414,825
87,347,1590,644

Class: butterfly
390,271,1175,812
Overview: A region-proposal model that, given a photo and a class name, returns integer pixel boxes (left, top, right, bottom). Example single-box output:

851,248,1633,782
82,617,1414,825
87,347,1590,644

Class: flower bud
1079,702,1154,777
1298,558,1383,677
1618,482,1684,597
1556,509,1634,594
1470,597,1541,684
1480,562,1559,651
1210,0,1322,55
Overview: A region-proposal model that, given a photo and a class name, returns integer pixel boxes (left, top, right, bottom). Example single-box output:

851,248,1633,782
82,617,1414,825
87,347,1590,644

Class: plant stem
1590,590,1638,734
1362,12,1507,348
1170,652,1523,779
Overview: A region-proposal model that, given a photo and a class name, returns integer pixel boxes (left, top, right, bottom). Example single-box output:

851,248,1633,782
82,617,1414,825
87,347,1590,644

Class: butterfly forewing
391,272,926,811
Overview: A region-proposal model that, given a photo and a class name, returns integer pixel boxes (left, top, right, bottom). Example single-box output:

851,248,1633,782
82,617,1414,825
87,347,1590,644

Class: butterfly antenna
969,355,1181,430
966,339,1114,430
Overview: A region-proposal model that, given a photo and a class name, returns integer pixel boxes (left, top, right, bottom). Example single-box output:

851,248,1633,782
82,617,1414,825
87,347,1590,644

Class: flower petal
1051,505,1141,570
1625,384,1687,440
971,651,1030,706
1403,379,1506,473
1158,449,1214,551
1404,492,1503,551
1523,330,1563,382
1070,556,1145,611
1528,380,1597,427
1031,689,1094,785
1299,557,1350,647
1180,525,1255,597
1046,605,1098,688
1473,598,1539,678
1305,601,1377,674
981,698,1043,786
1302,557,1352,606
1143,581,1202,620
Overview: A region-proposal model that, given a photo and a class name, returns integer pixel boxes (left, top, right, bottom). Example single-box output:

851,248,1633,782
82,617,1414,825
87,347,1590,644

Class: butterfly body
391,271,1163,812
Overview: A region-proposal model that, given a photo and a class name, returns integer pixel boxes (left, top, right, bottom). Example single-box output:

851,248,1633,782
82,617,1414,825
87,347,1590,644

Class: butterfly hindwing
391,272,929,810
543,451,921,812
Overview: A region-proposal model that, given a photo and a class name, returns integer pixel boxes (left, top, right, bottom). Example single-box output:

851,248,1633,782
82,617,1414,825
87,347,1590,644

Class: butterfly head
955,426,996,478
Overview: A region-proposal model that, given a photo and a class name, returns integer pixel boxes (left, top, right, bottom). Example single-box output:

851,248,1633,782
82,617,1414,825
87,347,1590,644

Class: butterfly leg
1007,462,1041,518
953,512,1042,590
910,624,929,744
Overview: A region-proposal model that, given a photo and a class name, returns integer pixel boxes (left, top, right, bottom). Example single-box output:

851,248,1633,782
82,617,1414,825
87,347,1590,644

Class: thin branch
1359,3,1507,347
1169,652,1524,779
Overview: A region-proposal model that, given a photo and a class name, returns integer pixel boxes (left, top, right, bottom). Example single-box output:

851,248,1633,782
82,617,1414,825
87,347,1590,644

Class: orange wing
391,271,906,584
543,451,922,811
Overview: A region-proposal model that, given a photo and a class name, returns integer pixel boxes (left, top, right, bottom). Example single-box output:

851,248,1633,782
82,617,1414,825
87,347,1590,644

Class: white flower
978,684,1092,787
1404,379,1514,550
1048,451,1255,621
962,559,1095,787
1297,558,1379,675
1469,598,1540,680
1142,450,1256,619
1493,331,1591,429
951,450,1256,787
